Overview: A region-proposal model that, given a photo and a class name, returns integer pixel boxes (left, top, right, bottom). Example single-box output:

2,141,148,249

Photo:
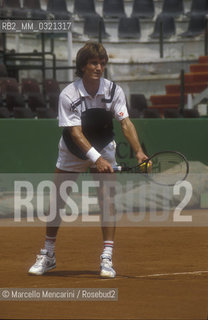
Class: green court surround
0,119,207,173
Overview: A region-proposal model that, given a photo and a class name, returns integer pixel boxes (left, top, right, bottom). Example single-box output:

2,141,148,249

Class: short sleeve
58,92,81,127
112,86,129,121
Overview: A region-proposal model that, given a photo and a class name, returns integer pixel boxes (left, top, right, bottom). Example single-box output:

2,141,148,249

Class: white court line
133,270,208,278
98,271,208,281
103,271,208,280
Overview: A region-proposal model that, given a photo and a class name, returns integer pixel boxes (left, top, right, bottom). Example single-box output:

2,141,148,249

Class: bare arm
68,126,113,172
120,117,148,163
69,126,91,154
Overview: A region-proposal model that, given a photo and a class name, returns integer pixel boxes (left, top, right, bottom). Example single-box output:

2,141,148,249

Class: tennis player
28,41,148,278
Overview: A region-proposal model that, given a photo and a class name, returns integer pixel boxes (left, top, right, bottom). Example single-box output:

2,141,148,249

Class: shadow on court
1,224,208,319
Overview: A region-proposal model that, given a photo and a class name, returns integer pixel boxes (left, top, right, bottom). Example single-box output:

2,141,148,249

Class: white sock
102,240,114,258
45,236,56,256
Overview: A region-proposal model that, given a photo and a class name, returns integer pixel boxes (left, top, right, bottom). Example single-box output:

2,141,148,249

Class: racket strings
152,157,185,173
120,152,188,186
150,153,188,185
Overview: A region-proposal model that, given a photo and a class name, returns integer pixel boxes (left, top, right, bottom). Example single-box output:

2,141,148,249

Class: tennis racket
113,150,189,186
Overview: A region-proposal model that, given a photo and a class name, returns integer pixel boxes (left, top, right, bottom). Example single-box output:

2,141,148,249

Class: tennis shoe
100,254,116,278
28,249,56,275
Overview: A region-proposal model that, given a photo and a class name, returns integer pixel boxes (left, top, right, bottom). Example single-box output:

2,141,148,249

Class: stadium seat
129,94,147,115
21,78,40,94
23,0,48,19
143,109,161,118
0,78,19,94
21,79,46,111
47,95,59,115
0,34,3,52
0,95,3,106
0,107,10,118
6,93,25,112
187,0,208,15
103,0,126,18
43,79,60,114
47,0,72,19
118,17,141,39
0,78,23,112
43,79,60,95
161,0,184,17
73,0,99,18
128,109,143,118
36,108,57,119
13,107,34,118
1,0,28,19
182,109,200,117
180,14,206,37
0,64,8,77
131,0,155,19
150,14,176,39
28,94,46,112
164,109,181,118
84,16,109,38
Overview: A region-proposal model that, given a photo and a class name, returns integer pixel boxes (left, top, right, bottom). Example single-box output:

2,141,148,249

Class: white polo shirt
56,78,129,171
58,77,129,127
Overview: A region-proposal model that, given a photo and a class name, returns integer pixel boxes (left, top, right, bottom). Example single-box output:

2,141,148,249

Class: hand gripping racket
113,150,189,186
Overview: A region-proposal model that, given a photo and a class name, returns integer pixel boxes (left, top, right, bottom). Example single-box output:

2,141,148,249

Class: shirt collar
78,78,105,97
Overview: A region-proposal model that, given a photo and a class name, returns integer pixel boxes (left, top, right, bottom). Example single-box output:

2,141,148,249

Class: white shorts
56,137,117,172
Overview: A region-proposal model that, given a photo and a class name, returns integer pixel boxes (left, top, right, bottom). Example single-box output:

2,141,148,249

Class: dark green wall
0,119,61,173
0,119,207,173
115,119,208,167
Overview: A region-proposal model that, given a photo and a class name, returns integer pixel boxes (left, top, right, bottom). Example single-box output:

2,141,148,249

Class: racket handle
112,166,122,172
112,166,130,172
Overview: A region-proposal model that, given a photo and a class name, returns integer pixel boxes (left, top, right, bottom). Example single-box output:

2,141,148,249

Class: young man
28,41,148,278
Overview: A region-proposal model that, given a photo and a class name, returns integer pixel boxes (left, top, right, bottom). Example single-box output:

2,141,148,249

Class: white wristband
86,147,101,163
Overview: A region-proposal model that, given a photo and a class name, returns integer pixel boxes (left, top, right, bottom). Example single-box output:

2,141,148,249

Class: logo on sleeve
119,112,124,117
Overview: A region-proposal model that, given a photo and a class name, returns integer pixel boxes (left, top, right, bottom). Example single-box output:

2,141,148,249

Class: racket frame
114,150,189,186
